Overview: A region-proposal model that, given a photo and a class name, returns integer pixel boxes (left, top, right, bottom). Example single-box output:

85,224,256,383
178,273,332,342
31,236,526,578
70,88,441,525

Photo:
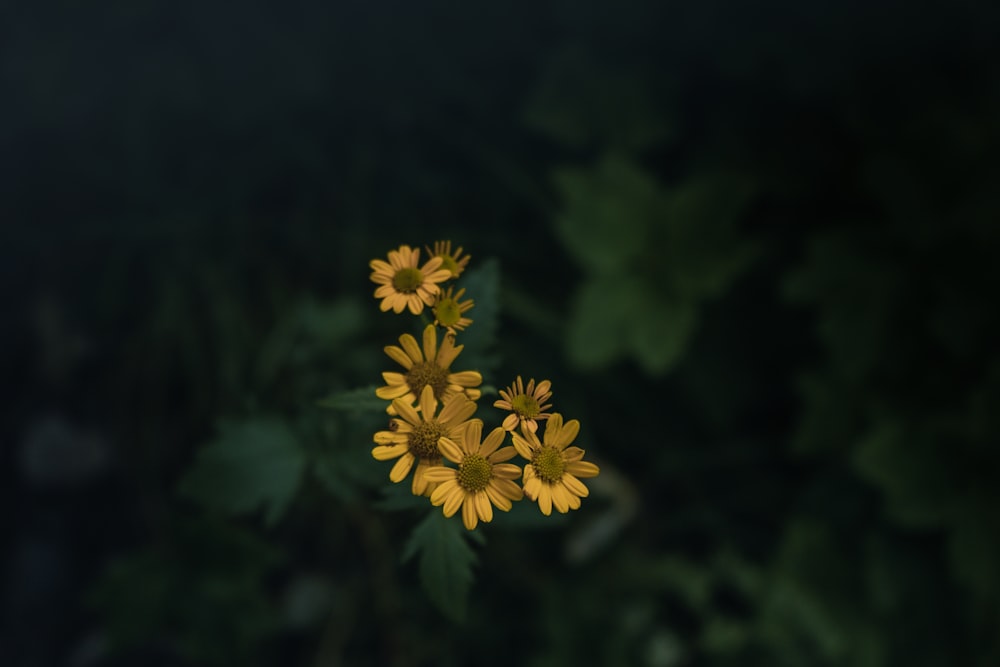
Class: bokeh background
4,1,1000,665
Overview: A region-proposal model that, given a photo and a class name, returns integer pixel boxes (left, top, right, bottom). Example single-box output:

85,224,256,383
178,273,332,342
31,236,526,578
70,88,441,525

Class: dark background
3,1,1000,665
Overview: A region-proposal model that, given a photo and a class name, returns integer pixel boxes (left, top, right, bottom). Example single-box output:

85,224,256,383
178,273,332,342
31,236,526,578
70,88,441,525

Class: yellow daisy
432,286,474,334
425,240,470,278
376,324,483,414
370,244,453,315
372,385,478,496
494,376,553,433
424,420,524,530
512,414,599,516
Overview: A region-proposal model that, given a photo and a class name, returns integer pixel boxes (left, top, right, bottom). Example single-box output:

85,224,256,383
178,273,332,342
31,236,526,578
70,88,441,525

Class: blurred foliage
5,0,1000,666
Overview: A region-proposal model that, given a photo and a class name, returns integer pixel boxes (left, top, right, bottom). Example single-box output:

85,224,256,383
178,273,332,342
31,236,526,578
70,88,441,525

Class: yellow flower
432,286,474,334
512,414,599,516
372,385,478,496
370,245,453,315
376,324,482,414
494,376,553,433
424,420,524,530
425,240,470,278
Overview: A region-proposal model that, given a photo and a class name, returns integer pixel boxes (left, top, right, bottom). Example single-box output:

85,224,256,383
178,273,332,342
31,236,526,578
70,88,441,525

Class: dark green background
3,1,999,665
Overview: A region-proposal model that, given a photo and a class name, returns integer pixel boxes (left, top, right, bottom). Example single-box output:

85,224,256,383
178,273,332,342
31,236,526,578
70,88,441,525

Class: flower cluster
368,242,600,530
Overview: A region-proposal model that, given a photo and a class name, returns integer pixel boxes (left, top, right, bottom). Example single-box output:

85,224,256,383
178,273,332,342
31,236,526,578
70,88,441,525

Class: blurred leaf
552,155,660,274
629,296,698,375
178,417,305,526
455,258,502,376
401,510,480,622
852,421,956,527
316,386,385,413
565,274,640,371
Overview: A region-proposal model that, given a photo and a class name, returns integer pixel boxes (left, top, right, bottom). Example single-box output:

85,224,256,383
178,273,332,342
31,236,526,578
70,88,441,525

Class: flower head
494,376,553,433
425,240,470,279
432,286,474,334
372,385,478,496
370,245,453,315
424,420,523,530
512,414,599,515
376,324,483,414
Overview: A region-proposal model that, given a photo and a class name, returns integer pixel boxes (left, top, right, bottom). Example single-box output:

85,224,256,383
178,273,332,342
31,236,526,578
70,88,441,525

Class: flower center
438,254,460,276
457,454,492,492
392,267,424,293
405,361,450,399
533,446,565,483
408,421,446,459
433,298,462,327
512,393,541,418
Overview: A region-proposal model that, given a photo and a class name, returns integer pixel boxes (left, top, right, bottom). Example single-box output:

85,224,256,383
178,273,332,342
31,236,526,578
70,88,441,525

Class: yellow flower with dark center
494,376,553,433
372,386,478,496
424,420,523,530
512,414,599,515
370,245,453,315
376,324,482,414
432,286,474,334
425,240,470,278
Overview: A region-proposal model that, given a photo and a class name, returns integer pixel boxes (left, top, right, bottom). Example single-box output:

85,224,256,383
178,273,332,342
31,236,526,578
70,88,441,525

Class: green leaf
453,258,501,376
177,417,305,526
316,386,385,413
565,274,642,371
401,510,480,622
551,155,661,274
628,295,698,375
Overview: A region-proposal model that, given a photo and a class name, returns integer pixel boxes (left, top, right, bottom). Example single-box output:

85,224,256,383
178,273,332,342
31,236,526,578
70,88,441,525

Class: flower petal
437,436,464,464
399,333,422,363
462,420,483,455
561,472,590,498
551,483,570,513
424,466,458,483
394,398,421,426
430,479,458,505
443,487,464,517
475,491,493,523
448,370,482,388
418,385,438,418
389,453,415,482
462,497,478,530
376,384,410,400
422,324,437,364
537,483,553,515
486,484,513,511
480,428,507,458
371,443,408,460
565,460,600,478
491,462,522,479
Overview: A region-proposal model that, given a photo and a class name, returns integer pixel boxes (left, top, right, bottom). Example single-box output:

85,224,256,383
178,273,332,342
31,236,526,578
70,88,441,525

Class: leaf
565,274,642,371
551,155,661,274
316,386,385,413
453,258,501,376
628,295,698,375
177,417,305,526
401,510,480,622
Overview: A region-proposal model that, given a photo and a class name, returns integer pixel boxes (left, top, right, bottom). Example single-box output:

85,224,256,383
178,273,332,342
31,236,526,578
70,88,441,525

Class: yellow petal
511,433,535,460
551,483,570,513
491,463,521,479
394,398,421,426
439,395,476,428
373,284,396,298
475,491,493,523
399,333,422,363
486,484,513,511
493,478,524,501
565,461,600,478
418,385,438,418
389,454,415,482
551,418,580,450
480,428,507,457
443,487,464,517
562,473,590,498
501,413,519,432
524,476,542,500
543,413,563,445
421,324,437,363
448,370,482,388
462,420,483,455
424,466,458,483
430,479,458,506
371,443,408,460
376,384,410,400
370,259,394,274
537,484,552,515
462,497,478,530
437,436,464,464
